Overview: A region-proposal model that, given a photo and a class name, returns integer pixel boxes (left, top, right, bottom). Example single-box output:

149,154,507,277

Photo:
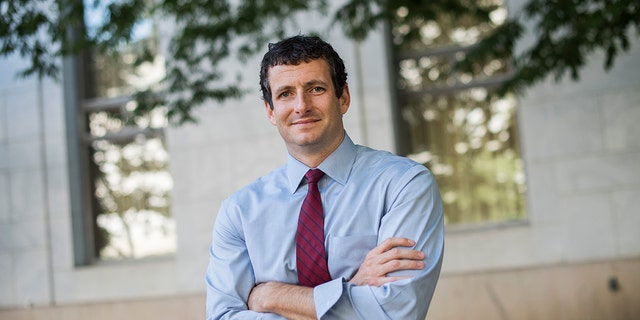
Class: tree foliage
1,0,639,124
485,0,640,96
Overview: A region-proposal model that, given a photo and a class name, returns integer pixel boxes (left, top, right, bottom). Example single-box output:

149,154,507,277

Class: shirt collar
286,132,357,194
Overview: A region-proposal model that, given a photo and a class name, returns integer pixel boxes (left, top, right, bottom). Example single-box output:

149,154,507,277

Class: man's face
265,59,350,158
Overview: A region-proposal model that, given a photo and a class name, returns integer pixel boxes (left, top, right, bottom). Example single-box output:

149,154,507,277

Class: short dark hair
260,35,348,109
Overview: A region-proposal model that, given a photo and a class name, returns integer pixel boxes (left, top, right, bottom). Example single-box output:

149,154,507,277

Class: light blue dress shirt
205,133,444,319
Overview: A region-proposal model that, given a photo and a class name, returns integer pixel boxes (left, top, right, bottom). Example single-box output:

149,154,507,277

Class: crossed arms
248,237,426,319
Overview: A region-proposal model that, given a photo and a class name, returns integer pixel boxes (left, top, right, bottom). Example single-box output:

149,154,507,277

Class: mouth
292,118,320,126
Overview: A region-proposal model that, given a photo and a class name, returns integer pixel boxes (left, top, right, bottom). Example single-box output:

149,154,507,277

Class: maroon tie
296,169,331,287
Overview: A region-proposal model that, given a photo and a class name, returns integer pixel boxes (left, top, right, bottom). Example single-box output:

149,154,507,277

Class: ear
339,84,351,115
264,100,276,125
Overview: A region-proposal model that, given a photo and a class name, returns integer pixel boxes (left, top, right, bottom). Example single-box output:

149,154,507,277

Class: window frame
387,24,527,227
62,16,170,265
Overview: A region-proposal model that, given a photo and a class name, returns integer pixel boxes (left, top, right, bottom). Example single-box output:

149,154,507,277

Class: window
390,2,527,225
66,1,175,263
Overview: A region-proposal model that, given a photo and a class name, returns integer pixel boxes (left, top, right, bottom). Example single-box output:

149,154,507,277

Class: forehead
268,59,332,88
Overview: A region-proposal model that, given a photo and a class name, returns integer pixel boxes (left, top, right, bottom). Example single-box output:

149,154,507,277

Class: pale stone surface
0,94,6,143
10,170,45,219
541,193,616,261
54,258,182,303
2,260,639,320
0,217,47,251
555,152,640,194
524,162,559,225
48,210,74,271
427,258,640,320
0,172,10,223
601,90,640,151
14,249,50,306
44,166,70,218
611,189,640,257
0,0,639,316
4,85,40,140
0,145,7,169
443,224,536,272
7,139,42,170
519,96,604,161
0,253,15,306
43,135,67,169
41,79,65,136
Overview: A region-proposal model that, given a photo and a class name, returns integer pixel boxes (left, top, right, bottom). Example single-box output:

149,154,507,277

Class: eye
278,91,291,99
311,87,326,93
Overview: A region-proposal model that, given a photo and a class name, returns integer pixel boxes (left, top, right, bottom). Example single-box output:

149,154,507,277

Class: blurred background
0,0,638,319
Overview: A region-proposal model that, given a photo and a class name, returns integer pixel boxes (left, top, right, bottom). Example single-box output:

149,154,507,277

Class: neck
289,133,345,168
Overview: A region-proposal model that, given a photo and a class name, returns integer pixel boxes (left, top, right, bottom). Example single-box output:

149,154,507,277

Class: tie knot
305,169,325,184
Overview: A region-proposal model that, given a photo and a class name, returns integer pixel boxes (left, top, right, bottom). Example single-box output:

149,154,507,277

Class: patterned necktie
296,169,331,287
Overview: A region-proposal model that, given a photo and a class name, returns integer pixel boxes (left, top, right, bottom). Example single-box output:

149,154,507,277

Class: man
205,35,444,319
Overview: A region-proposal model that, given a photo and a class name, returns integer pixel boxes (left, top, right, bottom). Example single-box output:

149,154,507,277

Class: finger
385,247,424,259
359,251,425,280
371,237,416,255
375,247,424,266
379,258,425,276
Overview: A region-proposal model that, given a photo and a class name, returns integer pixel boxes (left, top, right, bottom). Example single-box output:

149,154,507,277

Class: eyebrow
273,80,330,96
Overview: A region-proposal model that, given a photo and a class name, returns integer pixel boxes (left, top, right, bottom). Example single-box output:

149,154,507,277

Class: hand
348,237,425,287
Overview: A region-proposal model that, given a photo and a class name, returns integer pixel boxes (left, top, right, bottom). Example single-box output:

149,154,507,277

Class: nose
293,92,311,113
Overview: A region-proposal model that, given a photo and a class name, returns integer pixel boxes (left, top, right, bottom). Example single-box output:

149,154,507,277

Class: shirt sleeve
313,165,445,319
205,201,287,320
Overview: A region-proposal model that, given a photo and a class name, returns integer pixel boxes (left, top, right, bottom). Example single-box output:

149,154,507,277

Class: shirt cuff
313,278,344,318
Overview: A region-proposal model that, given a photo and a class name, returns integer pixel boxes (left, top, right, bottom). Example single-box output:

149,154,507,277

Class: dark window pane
392,1,527,226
